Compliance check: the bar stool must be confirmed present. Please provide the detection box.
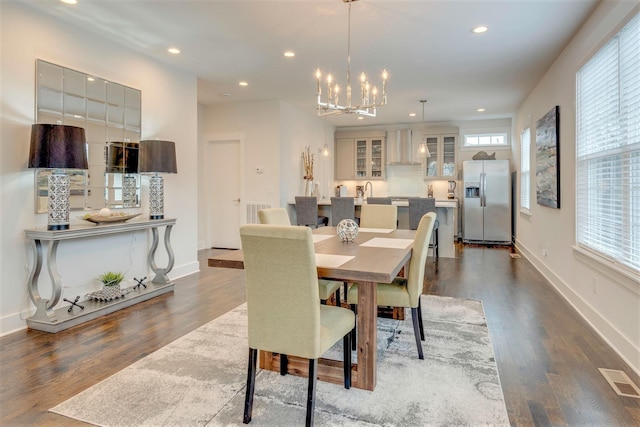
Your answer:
[366,197,392,205]
[408,197,439,262]
[295,196,328,228]
[330,197,355,226]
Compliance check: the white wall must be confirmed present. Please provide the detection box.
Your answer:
[198,100,329,247]
[513,1,640,374]
[0,3,199,335]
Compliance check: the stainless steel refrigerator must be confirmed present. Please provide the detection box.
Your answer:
[463,160,511,244]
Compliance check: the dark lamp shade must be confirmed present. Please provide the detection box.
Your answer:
[138,140,177,174]
[106,141,139,174]
[28,124,88,170]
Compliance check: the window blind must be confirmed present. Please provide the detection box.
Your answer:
[520,126,531,213]
[576,12,640,273]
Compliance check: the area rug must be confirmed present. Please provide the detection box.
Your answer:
[50,295,509,426]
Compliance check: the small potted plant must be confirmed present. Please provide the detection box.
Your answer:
[99,271,124,299]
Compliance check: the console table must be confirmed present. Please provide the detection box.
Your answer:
[24,218,176,333]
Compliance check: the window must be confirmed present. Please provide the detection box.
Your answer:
[464,133,507,147]
[520,125,531,213]
[576,12,640,274]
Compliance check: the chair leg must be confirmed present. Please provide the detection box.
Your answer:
[335,289,341,307]
[320,299,327,305]
[243,348,258,424]
[306,359,318,427]
[411,308,424,360]
[280,354,288,375]
[433,228,439,262]
[417,298,425,341]
[343,333,351,389]
[350,304,357,350]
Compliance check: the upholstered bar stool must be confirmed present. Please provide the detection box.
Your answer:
[330,197,355,226]
[366,197,392,205]
[359,204,398,229]
[408,197,439,262]
[295,196,328,228]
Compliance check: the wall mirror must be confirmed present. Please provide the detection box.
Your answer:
[35,59,141,212]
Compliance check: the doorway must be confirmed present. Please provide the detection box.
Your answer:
[207,138,242,249]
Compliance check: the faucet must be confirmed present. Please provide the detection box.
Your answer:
[364,181,373,198]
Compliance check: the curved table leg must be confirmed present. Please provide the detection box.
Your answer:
[148,224,175,284]
[28,239,62,323]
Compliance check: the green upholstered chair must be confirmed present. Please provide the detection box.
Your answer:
[347,212,436,360]
[257,208,291,226]
[359,204,398,229]
[240,224,355,426]
[257,208,341,306]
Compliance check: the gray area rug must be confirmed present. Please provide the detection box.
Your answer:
[50,295,509,426]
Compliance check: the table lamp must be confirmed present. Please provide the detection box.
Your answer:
[106,141,139,208]
[28,124,88,230]
[138,139,177,219]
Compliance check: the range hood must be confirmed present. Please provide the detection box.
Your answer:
[386,129,420,164]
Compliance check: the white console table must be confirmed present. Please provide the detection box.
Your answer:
[24,218,176,333]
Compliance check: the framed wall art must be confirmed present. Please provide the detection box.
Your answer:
[535,105,560,209]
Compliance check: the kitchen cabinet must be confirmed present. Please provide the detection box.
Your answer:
[335,138,356,180]
[356,137,385,179]
[421,134,457,178]
[335,133,386,180]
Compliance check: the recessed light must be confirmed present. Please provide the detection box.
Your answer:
[283,51,295,58]
[477,108,486,112]
[357,116,364,120]
[167,47,181,54]
[471,25,488,34]
[409,113,416,117]
[87,77,95,82]
[61,0,77,4]
[239,81,248,87]
[220,93,232,97]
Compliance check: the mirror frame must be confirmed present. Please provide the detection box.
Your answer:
[34,59,142,212]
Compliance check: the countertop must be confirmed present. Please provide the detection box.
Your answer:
[291,198,459,208]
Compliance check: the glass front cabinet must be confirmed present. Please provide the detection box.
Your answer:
[424,134,457,178]
[335,133,386,180]
[356,137,384,179]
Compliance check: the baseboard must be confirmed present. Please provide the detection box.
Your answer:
[515,240,640,377]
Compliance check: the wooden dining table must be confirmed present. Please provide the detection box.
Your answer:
[208,226,416,391]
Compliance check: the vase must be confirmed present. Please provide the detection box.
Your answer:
[304,179,314,196]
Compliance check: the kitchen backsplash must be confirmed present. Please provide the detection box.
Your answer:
[335,164,457,199]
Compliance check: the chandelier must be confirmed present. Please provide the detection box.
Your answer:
[315,0,388,117]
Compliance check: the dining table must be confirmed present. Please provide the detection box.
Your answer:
[208,226,416,391]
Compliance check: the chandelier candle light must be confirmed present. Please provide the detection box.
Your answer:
[316,0,388,117]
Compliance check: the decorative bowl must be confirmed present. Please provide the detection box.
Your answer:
[336,219,359,242]
[81,212,141,224]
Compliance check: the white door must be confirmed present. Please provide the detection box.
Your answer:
[208,139,241,249]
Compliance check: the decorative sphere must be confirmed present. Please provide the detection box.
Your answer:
[99,208,112,217]
[336,219,359,242]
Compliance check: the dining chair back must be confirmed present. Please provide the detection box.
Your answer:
[259,206,341,306]
[408,198,439,262]
[347,212,436,359]
[240,224,354,426]
[258,208,291,226]
[359,204,398,229]
[366,197,392,205]
[295,196,328,228]
[330,197,355,226]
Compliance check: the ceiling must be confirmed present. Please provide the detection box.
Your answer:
[24,0,599,127]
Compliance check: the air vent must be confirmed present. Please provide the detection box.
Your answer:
[599,368,640,398]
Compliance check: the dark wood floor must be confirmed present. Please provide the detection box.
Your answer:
[1,245,639,426]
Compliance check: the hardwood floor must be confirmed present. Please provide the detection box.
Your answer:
[1,246,639,426]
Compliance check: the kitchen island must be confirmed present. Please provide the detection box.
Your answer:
[288,198,458,258]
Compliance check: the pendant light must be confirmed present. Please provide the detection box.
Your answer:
[416,100,431,158]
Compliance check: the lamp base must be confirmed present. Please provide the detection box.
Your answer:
[47,224,70,231]
[48,171,70,231]
[148,174,165,219]
[149,214,164,220]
